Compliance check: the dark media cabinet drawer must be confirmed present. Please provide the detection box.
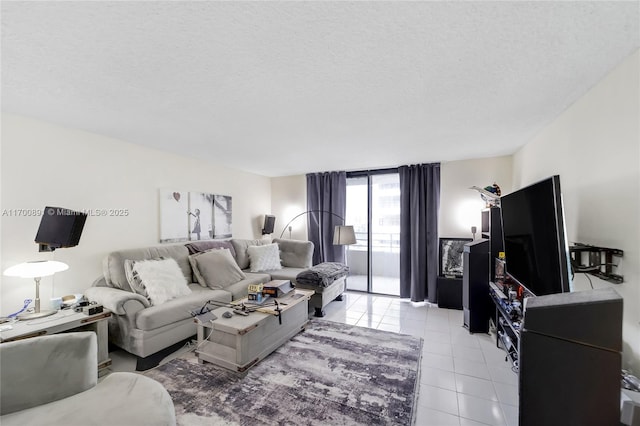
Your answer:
[436,276,462,310]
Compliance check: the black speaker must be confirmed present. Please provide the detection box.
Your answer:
[519,288,623,426]
[463,239,490,333]
[261,215,276,235]
[35,206,87,251]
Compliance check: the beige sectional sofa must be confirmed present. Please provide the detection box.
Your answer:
[85,238,316,370]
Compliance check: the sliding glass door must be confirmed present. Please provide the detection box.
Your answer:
[345,171,400,296]
[345,176,368,292]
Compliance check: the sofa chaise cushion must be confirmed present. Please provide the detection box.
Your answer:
[223,273,272,300]
[135,285,231,331]
[268,267,308,283]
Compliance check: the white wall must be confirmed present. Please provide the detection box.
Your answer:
[0,114,271,315]
[439,156,513,239]
[513,50,640,372]
[273,159,515,243]
[270,175,307,240]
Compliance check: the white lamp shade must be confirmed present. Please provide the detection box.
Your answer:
[333,225,357,245]
[3,260,69,278]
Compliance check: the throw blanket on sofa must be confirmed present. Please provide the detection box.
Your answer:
[296,262,349,288]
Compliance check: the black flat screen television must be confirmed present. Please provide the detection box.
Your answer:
[500,175,572,296]
[35,206,87,251]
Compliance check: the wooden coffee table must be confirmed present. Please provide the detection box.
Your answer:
[195,289,313,372]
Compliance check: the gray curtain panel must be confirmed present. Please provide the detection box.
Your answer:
[399,163,440,302]
[306,171,347,264]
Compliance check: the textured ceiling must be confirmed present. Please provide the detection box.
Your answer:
[2,1,639,177]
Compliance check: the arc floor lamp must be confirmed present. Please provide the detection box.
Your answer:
[279,210,356,246]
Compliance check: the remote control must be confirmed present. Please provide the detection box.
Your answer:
[233,309,249,316]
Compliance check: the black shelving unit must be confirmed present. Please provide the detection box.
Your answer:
[481,207,503,281]
[482,207,503,330]
[489,282,522,367]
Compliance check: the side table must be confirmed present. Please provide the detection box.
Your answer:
[0,309,112,376]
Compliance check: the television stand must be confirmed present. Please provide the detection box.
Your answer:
[489,282,522,370]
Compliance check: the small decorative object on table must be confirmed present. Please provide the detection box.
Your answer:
[247,284,265,303]
[263,280,293,298]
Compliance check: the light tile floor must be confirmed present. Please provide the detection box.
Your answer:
[110,291,519,426]
[323,292,519,426]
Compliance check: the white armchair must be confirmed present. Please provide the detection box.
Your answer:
[0,332,176,425]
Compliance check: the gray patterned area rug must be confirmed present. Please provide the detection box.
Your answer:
[144,319,423,426]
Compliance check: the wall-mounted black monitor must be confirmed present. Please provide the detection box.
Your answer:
[35,206,87,252]
[500,176,572,296]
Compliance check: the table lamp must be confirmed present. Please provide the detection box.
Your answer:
[3,260,68,320]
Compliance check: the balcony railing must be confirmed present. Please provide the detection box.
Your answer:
[346,232,400,278]
[349,231,400,253]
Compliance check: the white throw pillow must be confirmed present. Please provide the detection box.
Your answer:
[247,243,282,272]
[132,258,191,306]
[124,257,165,298]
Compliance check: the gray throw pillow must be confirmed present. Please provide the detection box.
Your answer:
[247,243,282,272]
[231,239,270,269]
[188,249,246,290]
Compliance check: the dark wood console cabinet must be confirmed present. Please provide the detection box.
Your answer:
[437,276,463,310]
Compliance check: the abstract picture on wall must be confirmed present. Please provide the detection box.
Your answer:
[159,189,232,243]
[212,194,233,239]
[439,237,472,278]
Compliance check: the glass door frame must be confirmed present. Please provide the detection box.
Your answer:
[346,167,398,295]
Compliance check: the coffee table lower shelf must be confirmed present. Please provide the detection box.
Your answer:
[195,289,313,372]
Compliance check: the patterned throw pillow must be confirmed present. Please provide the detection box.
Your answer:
[125,257,191,306]
[247,243,282,272]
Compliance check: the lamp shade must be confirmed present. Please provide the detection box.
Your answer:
[333,225,356,245]
[3,260,68,278]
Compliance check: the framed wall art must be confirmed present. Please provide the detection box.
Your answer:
[439,237,472,278]
[159,189,232,243]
